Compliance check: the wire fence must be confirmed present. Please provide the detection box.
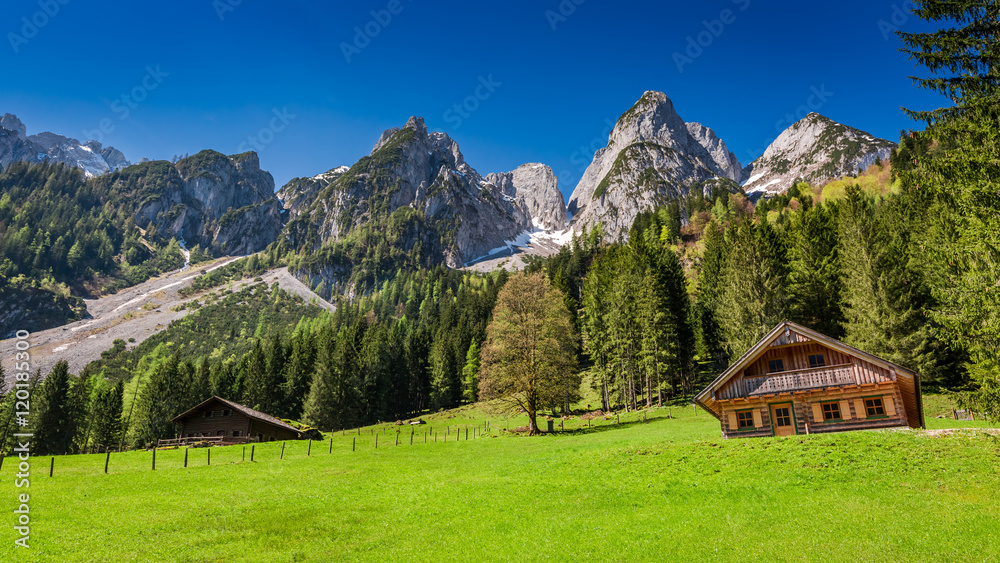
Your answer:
[0,405,688,478]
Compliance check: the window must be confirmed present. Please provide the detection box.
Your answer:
[222,409,232,417]
[821,402,841,421]
[773,406,793,428]
[808,354,826,368]
[768,359,785,373]
[736,410,754,429]
[864,397,886,417]
[233,430,241,437]
[217,430,225,436]
[204,410,214,418]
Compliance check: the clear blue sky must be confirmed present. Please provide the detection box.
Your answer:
[1,0,945,198]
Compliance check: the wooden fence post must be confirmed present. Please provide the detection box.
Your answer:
[465,427,468,440]
[103,450,109,474]
[424,431,427,443]
[352,437,356,451]
[153,448,157,470]
[410,430,414,445]
[251,445,255,462]
[184,448,188,468]
[588,419,591,428]
[281,442,286,459]
[242,446,245,462]
[375,435,378,449]
[50,456,55,477]
[208,449,211,466]
[307,440,312,457]
[395,432,399,446]
[329,438,333,454]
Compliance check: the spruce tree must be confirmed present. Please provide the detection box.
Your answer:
[787,201,846,338]
[897,0,1000,415]
[34,361,75,455]
[717,219,790,355]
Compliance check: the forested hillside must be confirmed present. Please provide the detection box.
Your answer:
[0,161,185,335]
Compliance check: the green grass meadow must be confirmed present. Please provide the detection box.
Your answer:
[1,396,998,562]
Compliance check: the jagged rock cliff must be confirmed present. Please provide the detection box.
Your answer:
[483,163,567,231]
[280,116,556,271]
[94,150,283,255]
[0,113,131,177]
[742,113,896,195]
[567,91,743,240]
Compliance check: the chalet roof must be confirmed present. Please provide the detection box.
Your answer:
[694,320,923,427]
[171,396,301,434]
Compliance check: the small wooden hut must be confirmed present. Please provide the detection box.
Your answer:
[695,321,924,438]
[167,396,301,446]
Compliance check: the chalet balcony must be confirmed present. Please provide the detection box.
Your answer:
[744,365,855,396]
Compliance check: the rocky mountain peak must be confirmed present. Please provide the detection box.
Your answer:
[106,149,282,255]
[567,91,743,240]
[0,113,131,177]
[741,113,896,196]
[484,163,567,231]
[1,113,26,140]
[609,91,688,148]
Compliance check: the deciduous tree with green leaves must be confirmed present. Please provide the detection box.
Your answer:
[479,271,578,435]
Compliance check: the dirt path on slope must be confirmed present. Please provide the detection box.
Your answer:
[1,261,333,380]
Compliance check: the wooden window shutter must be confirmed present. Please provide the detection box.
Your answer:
[811,403,823,422]
[854,399,868,419]
[883,395,897,416]
[727,411,738,430]
[752,409,763,428]
[839,400,852,420]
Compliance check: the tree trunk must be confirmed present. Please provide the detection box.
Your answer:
[527,409,539,435]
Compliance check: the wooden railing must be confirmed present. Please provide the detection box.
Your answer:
[745,365,855,396]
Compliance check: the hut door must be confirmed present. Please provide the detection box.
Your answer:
[770,403,795,437]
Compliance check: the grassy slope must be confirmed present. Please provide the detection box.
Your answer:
[1,397,997,562]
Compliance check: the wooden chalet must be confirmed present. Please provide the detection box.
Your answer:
[695,321,924,438]
[166,396,301,447]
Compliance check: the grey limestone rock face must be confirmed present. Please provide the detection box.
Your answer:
[741,113,896,196]
[1,114,27,140]
[118,150,283,256]
[0,113,132,177]
[567,91,743,240]
[278,116,536,268]
[484,163,567,231]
